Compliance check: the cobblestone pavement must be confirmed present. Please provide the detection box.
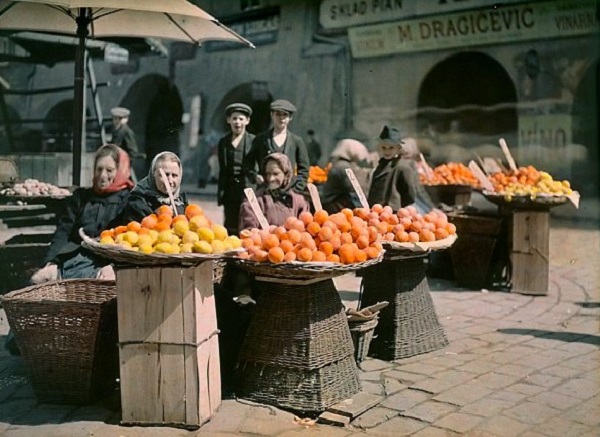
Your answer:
[0,194,598,437]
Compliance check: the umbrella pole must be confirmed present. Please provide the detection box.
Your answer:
[72,8,89,186]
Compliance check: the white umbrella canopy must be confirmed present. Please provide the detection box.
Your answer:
[0,0,254,185]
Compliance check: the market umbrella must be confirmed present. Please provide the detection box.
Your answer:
[0,0,254,185]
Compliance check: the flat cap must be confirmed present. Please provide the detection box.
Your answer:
[379,125,404,144]
[270,99,296,113]
[110,107,130,118]
[225,103,252,117]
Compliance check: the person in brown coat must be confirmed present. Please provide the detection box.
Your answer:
[239,153,310,231]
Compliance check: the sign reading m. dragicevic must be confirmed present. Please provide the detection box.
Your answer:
[348,0,599,58]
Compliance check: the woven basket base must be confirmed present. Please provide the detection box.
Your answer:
[349,319,378,363]
[361,256,448,360]
[235,355,361,412]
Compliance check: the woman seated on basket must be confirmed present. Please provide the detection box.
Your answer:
[117,151,188,222]
[238,153,310,231]
[31,144,133,284]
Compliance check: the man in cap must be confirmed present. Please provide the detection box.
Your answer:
[110,107,139,159]
[217,103,257,234]
[367,125,434,212]
[249,99,310,192]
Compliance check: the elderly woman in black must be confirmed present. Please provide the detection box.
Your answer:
[118,151,188,221]
[31,144,133,283]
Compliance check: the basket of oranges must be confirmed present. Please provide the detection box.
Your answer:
[233,209,385,280]
[80,204,243,267]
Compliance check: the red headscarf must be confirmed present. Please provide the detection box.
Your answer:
[93,145,134,195]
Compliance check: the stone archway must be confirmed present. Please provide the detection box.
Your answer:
[417,51,518,163]
[43,99,95,153]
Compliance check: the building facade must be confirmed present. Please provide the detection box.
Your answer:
[1,0,598,195]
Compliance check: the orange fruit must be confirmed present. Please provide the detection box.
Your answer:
[355,249,367,263]
[300,232,317,250]
[284,216,297,231]
[341,208,354,220]
[289,219,305,232]
[420,229,435,242]
[329,236,341,251]
[367,226,379,243]
[114,225,128,235]
[411,221,423,233]
[326,254,340,263]
[287,229,302,244]
[340,232,353,245]
[262,233,280,250]
[446,223,457,235]
[172,214,188,225]
[408,232,420,243]
[318,241,334,256]
[318,226,333,242]
[283,251,297,262]
[353,208,369,220]
[154,219,171,231]
[434,228,449,240]
[322,220,338,232]
[268,247,285,263]
[339,243,356,264]
[126,221,142,232]
[371,204,384,214]
[397,208,410,218]
[100,229,114,239]
[252,249,268,263]
[307,221,321,237]
[141,214,158,230]
[356,235,369,249]
[382,205,393,215]
[312,251,327,262]
[273,226,287,239]
[314,209,329,225]
[297,247,313,262]
[395,230,409,242]
[364,246,380,259]
[185,204,204,220]
[279,239,294,253]
[299,211,313,226]
[242,238,254,249]
[157,205,174,217]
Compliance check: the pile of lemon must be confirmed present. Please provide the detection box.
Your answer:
[99,204,241,255]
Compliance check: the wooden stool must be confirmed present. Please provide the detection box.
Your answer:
[235,276,360,412]
[361,252,448,360]
[116,262,220,429]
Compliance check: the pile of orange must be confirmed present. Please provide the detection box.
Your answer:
[488,166,572,198]
[356,204,456,244]
[98,203,241,255]
[308,163,332,184]
[420,162,480,187]
[237,208,383,264]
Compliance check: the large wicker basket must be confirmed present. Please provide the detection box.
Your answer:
[1,279,119,404]
[348,317,378,363]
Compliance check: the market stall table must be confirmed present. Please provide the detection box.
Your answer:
[233,258,382,413]
[359,239,455,360]
[81,233,224,429]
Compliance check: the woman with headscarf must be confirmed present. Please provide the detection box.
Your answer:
[118,151,188,222]
[321,138,373,214]
[31,144,133,283]
[239,153,310,231]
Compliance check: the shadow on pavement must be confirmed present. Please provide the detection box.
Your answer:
[497,328,600,345]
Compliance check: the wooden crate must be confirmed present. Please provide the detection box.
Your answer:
[116,262,221,429]
[510,210,550,295]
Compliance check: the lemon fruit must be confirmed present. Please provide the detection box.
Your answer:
[193,240,213,254]
[212,224,228,241]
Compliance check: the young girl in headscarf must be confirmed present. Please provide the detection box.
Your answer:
[31,144,133,283]
[119,151,188,222]
[238,153,310,231]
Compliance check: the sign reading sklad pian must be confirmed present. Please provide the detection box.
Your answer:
[319,0,525,29]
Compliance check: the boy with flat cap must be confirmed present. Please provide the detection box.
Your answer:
[368,125,434,212]
[110,107,139,159]
[217,103,257,235]
[249,99,310,193]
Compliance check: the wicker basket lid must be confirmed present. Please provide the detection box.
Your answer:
[0,158,19,183]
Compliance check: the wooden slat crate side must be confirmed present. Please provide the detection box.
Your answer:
[511,211,550,295]
[194,262,218,341]
[194,335,221,424]
[159,344,187,424]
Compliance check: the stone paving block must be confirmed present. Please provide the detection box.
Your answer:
[477,415,532,437]
[522,373,563,387]
[317,411,350,426]
[503,401,561,425]
[492,363,534,378]
[461,398,514,417]
[460,324,499,335]
[528,391,582,411]
[562,354,600,371]
[361,380,384,395]
[556,340,600,354]
[382,376,404,395]
[394,363,446,376]
[567,396,600,427]
[400,400,456,423]
[359,370,383,382]
[433,411,483,433]
[382,369,428,384]
[515,353,562,370]
[505,383,546,396]
[553,377,600,399]
[487,390,527,404]
[381,389,429,411]
[358,359,394,372]
[410,370,473,394]
[443,338,490,354]
[268,426,353,437]
[540,365,584,378]
[368,416,427,436]
[535,416,595,437]
[456,359,500,375]
[350,406,398,429]
[411,426,461,437]
[197,400,249,433]
[432,382,492,406]
[485,350,533,365]
[239,415,300,436]
[328,392,383,419]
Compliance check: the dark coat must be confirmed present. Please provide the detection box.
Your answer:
[368,157,419,212]
[249,129,310,192]
[112,123,139,157]
[239,188,310,231]
[44,188,130,266]
[320,159,362,214]
[117,176,188,223]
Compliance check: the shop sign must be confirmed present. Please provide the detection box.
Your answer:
[348,0,599,58]
[319,0,525,29]
[205,9,280,52]
[519,114,572,149]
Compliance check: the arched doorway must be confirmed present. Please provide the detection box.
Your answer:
[43,100,96,152]
[572,60,599,197]
[417,52,518,163]
[119,75,184,173]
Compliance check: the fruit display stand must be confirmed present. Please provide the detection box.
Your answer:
[232,258,382,412]
[81,232,225,429]
[359,237,456,360]
[424,184,473,207]
[483,193,573,295]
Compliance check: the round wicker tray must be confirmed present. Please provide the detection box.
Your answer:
[483,191,569,210]
[423,184,474,193]
[79,229,237,267]
[233,250,385,280]
[381,233,457,253]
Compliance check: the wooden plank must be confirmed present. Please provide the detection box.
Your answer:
[184,341,200,426]
[207,335,221,420]
[159,267,185,344]
[511,210,549,295]
[119,343,161,424]
[194,262,217,341]
[159,344,187,424]
[196,337,213,423]
[181,266,197,344]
